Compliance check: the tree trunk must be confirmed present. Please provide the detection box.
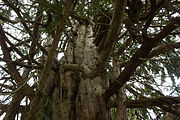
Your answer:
[28,24,113,120]
[57,25,109,120]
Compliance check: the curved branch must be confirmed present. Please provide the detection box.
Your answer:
[142,0,171,39]
[39,0,73,89]
[151,17,180,45]
[0,24,35,120]
[0,25,32,85]
[96,0,127,71]
[110,96,180,116]
[147,42,180,58]
[2,0,48,55]
[27,1,73,119]
[126,97,180,116]
[103,17,180,102]
[126,96,180,108]
[62,64,92,77]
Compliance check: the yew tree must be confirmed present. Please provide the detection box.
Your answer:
[0,0,180,120]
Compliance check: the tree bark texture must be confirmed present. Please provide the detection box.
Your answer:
[58,25,108,120]
[28,25,111,120]
[1,0,180,120]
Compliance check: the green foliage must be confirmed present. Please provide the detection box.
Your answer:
[0,0,179,120]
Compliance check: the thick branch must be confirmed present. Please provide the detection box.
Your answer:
[103,17,180,101]
[62,64,90,72]
[39,0,73,89]
[0,25,34,120]
[126,96,180,108]
[27,1,73,119]
[147,42,180,58]
[62,64,98,77]
[0,25,25,84]
[110,96,180,116]
[126,97,180,116]
[151,17,180,45]
[142,0,171,39]
[159,105,180,117]
[96,0,127,71]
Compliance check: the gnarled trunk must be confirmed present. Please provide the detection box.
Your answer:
[57,25,108,120]
[28,24,113,120]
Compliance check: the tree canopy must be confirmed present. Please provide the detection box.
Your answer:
[0,0,180,120]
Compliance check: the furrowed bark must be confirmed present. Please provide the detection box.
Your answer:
[57,24,109,120]
[27,1,73,119]
[0,1,179,119]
